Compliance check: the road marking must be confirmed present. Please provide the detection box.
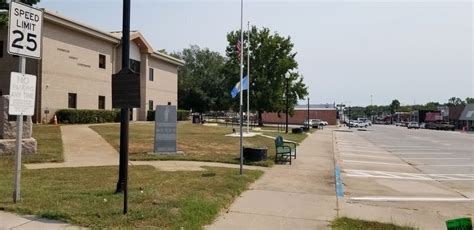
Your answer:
[348,197,474,202]
[335,165,344,197]
[344,169,474,181]
[391,152,453,155]
[343,160,410,167]
[421,165,474,167]
[342,153,397,159]
[403,158,471,160]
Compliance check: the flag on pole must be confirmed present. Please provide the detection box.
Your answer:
[236,40,242,62]
[231,75,248,98]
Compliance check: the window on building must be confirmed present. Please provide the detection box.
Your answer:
[0,41,3,58]
[99,54,106,69]
[148,100,154,111]
[130,59,141,73]
[149,68,154,81]
[168,102,171,105]
[98,96,105,110]
[68,93,77,109]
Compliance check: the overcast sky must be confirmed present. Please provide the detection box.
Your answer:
[38,0,473,106]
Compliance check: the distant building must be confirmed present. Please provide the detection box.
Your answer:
[0,10,184,122]
[262,103,337,125]
[459,104,474,131]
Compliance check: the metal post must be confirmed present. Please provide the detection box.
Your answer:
[307,97,310,128]
[246,21,250,134]
[13,56,26,203]
[285,77,289,134]
[239,0,244,175]
[115,0,131,215]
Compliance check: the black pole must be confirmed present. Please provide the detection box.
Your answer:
[115,0,130,215]
[285,77,289,134]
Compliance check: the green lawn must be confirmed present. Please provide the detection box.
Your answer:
[24,125,64,163]
[90,122,280,167]
[0,158,262,229]
[332,217,416,230]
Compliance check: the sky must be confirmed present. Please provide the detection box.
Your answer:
[37,0,473,106]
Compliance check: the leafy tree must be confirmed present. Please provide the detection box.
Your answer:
[465,97,474,104]
[1,0,41,26]
[223,26,308,125]
[389,99,400,114]
[446,97,465,107]
[173,45,227,113]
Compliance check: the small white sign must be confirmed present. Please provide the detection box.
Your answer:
[7,2,43,59]
[9,72,37,116]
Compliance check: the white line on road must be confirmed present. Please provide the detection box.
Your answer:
[420,165,474,167]
[344,169,474,181]
[391,152,453,155]
[348,197,474,202]
[403,158,471,160]
[343,160,409,167]
[342,153,398,159]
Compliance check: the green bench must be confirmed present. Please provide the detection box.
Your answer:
[274,136,297,164]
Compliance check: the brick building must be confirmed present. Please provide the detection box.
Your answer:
[262,104,337,125]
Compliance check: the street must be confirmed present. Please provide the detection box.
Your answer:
[334,125,474,229]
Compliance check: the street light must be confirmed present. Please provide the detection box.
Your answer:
[285,72,290,134]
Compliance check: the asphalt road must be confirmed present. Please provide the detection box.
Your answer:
[357,125,474,197]
[334,125,474,229]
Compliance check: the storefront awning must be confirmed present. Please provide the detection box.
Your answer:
[459,104,474,121]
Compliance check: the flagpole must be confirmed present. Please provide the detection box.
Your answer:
[239,0,244,175]
[247,21,250,134]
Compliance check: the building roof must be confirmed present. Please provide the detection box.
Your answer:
[294,103,336,111]
[44,10,184,67]
[459,104,474,121]
[44,9,120,43]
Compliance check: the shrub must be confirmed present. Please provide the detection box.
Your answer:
[56,109,120,124]
[147,109,190,121]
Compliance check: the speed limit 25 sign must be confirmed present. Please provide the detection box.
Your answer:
[8,2,43,59]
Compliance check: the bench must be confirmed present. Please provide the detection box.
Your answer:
[274,135,297,164]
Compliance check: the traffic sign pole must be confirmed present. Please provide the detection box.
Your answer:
[13,56,26,203]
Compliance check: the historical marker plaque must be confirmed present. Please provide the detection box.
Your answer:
[154,105,177,153]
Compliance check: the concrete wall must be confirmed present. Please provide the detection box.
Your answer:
[262,109,338,125]
[40,21,116,120]
[146,55,178,110]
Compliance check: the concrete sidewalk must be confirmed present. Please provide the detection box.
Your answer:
[25,125,119,169]
[0,211,85,229]
[206,128,337,229]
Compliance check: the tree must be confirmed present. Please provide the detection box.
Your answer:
[389,99,400,114]
[173,45,228,113]
[223,26,308,125]
[446,97,465,107]
[465,97,474,104]
[1,0,41,26]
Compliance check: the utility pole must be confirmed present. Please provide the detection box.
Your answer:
[116,0,131,215]
[285,74,289,134]
[307,97,310,128]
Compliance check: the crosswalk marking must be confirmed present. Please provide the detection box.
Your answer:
[344,169,474,181]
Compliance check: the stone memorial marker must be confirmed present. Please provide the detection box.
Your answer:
[0,96,37,156]
[154,105,177,154]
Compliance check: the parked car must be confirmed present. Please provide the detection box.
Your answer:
[320,121,328,126]
[425,122,455,131]
[407,122,420,129]
[419,122,426,129]
[438,122,455,131]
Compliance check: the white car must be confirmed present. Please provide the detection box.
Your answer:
[320,121,328,126]
[407,122,420,129]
